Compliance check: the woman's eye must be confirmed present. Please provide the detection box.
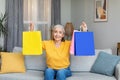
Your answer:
[54,31,57,33]
[59,31,62,34]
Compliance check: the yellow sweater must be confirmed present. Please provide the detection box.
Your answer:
[42,40,71,70]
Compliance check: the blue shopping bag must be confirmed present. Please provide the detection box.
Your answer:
[74,32,95,56]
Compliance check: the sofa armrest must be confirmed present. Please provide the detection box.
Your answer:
[115,62,120,80]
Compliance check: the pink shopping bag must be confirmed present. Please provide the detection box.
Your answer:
[70,30,79,55]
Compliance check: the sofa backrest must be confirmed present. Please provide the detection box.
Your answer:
[13,47,46,71]
[70,49,112,72]
[13,47,112,72]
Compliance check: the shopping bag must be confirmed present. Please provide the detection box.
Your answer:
[74,32,95,56]
[70,30,79,55]
[23,31,42,55]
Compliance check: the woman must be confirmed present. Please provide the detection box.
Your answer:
[43,25,72,80]
[30,22,87,80]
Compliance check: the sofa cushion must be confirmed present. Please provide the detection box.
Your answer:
[0,52,25,73]
[70,49,112,71]
[25,53,46,71]
[66,72,116,80]
[0,70,44,80]
[13,47,46,71]
[13,47,22,53]
[90,51,120,76]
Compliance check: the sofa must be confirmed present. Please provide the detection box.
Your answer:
[0,47,120,80]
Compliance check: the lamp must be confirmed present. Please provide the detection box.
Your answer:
[117,42,120,55]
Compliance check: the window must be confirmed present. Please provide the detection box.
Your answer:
[23,0,51,40]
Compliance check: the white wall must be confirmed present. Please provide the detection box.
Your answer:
[61,0,71,25]
[71,0,120,54]
[0,0,5,14]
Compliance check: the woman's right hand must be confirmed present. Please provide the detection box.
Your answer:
[30,23,34,31]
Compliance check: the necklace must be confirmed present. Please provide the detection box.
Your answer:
[54,42,61,48]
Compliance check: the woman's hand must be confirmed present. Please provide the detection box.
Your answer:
[80,21,88,32]
[30,23,34,31]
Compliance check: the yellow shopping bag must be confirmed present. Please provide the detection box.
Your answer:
[23,31,42,55]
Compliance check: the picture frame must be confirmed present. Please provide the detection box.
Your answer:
[94,0,108,22]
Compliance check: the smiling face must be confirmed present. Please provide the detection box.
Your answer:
[52,25,65,42]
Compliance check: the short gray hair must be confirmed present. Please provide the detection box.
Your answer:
[52,24,65,34]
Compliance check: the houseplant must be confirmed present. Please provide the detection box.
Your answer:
[0,12,7,51]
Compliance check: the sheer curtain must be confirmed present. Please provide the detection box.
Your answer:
[24,0,51,40]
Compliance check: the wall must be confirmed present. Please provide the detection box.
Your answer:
[61,0,71,25]
[71,0,120,54]
[71,0,86,29]
[0,0,5,14]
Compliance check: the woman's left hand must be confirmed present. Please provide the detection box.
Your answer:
[80,21,88,32]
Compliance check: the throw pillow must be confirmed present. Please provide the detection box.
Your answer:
[0,52,26,73]
[90,51,120,76]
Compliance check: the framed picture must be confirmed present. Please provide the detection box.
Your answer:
[94,0,108,22]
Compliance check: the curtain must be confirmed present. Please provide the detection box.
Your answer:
[50,0,61,39]
[5,0,23,51]
[51,0,61,26]
[23,0,51,40]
